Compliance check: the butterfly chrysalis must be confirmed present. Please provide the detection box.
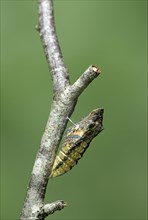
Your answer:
[50,108,104,178]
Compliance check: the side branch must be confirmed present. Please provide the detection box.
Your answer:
[38,0,69,92]
[37,200,67,219]
[70,65,101,98]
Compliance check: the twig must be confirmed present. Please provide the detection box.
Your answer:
[20,0,102,219]
[71,65,101,98]
[37,200,67,219]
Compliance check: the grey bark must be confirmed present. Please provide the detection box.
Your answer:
[20,0,102,219]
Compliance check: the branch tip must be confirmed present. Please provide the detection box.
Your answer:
[91,65,101,74]
[70,64,101,98]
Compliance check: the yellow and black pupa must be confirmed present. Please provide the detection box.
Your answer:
[50,108,104,178]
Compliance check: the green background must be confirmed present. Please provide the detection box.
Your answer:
[1,0,147,220]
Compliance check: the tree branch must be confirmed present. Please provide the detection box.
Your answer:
[37,200,67,219]
[71,65,101,98]
[38,0,69,92]
[20,0,103,219]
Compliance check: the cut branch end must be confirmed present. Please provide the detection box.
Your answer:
[92,64,101,74]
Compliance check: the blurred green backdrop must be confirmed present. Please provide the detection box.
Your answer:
[1,0,147,220]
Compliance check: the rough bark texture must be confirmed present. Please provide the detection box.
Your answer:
[20,0,102,219]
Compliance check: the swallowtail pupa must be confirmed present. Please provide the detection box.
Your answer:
[50,108,104,178]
